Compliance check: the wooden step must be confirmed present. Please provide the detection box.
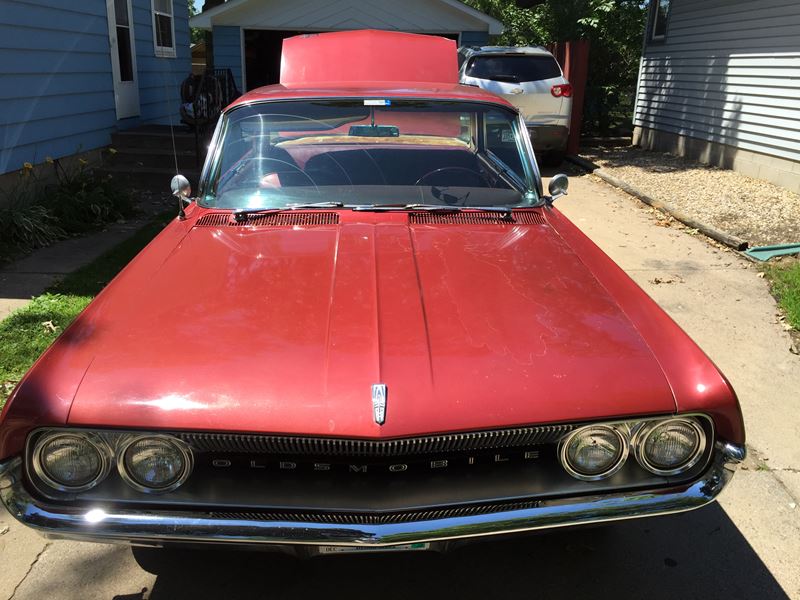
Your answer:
[97,165,202,191]
[107,147,203,170]
[111,127,201,153]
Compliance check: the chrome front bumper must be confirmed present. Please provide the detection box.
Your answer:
[0,443,745,550]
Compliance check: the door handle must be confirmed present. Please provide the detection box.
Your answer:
[510,88,524,95]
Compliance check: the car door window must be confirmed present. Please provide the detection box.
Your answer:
[484,110,527,184]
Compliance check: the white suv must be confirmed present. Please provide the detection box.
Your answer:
[458,46,572,165]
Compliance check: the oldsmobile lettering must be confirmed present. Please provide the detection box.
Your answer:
[211,450,543,473]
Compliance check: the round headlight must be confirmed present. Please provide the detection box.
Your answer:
[119,436,192,493]
[635,418,706,475]
[33,434,110,492]
[560,425,628,481]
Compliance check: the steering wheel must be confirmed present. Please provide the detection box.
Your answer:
[414,167,491,188]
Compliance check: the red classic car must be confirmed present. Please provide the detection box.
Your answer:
[0,30,745,556]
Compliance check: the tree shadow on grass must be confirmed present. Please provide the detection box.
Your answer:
[131,504,788,600]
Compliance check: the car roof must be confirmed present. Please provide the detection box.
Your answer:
[226,83,517,112]
[460,46,554,57]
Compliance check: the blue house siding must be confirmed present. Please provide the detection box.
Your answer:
[0,0,190,174]
[0,0,116,173]
[130,0,191,126]
[213,26,243,90]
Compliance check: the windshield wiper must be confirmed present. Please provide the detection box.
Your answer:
[232,208,281,222]
[491,75,520,84]
[232,202,345,222]
[352,203,513,216]
[353,203,461,212]
[285,201,346,209]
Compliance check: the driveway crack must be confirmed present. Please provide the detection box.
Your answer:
[743,445,800,504]
[8,542,50,600]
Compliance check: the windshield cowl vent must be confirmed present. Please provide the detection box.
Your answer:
[195,212,340,227]
[409,211,546,226]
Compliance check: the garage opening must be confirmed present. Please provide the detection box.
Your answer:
[244,30,306,91]
[243,30,461,92]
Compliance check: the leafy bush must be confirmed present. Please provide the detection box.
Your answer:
[0,155,135,262]
[0,167,66,257]
[46,158,135,234]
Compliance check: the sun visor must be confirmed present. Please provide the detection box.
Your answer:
[280,30,458,87]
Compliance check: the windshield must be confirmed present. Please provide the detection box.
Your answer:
[466,55,562,83]
[199,99,539,210]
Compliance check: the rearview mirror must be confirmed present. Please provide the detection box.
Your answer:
[546,173,569,205]
[170,174,192,202]
[170,174,192,220]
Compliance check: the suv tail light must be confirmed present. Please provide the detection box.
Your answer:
[551,84,573,98]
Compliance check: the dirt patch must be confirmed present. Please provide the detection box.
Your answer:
[581,146,800,247]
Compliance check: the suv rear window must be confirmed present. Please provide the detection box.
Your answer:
[466,55,561,83]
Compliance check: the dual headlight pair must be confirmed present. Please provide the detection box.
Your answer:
[31,433,193,494]
[559,417,707,481]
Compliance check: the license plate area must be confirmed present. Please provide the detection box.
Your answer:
[317,543,430,555]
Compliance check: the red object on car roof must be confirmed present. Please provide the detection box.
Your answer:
[280,29,458,86]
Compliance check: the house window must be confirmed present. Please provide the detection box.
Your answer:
[649,0,670,42]
[152,0,176,57]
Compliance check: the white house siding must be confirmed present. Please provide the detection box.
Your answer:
[195,0,502,35]
[633,0,800,191]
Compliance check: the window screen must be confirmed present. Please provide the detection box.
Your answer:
[650,0,670,41]
[152,0,175,57]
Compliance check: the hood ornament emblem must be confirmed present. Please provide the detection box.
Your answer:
[372,384,387,425]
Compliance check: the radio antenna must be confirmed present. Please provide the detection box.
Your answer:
[160,75,180,176]
[159,68,185,219]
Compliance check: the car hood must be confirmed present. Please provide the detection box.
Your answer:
[65,213,676,436]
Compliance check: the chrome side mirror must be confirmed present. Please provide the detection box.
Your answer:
[170,174,192,219]
[546,174,569,205]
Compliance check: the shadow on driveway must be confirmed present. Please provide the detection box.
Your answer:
[125,504,788,600]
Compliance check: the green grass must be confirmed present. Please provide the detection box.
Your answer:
[765,260,800,330]
[0,211,174,408]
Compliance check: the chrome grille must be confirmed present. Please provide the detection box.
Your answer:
[177,425,573,457]
[209,500,541,525]
[409,210,546,226]
[195,212,339,227]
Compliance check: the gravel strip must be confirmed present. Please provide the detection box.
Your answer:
[581,146,800,247]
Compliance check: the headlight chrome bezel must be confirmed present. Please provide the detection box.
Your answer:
[633,417,707,476]
[558,424,630,482]
[559,415,712,482]
[31,432,113,493]
[117,434,194,494]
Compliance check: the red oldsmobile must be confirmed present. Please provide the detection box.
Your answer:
[0,31,745,556]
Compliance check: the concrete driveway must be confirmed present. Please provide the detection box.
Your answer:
[1,170,798,599]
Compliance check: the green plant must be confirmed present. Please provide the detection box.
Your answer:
[0,154,136,262]
[0,167,66,257]
[45,158,135,234]
[765,260,800,330]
